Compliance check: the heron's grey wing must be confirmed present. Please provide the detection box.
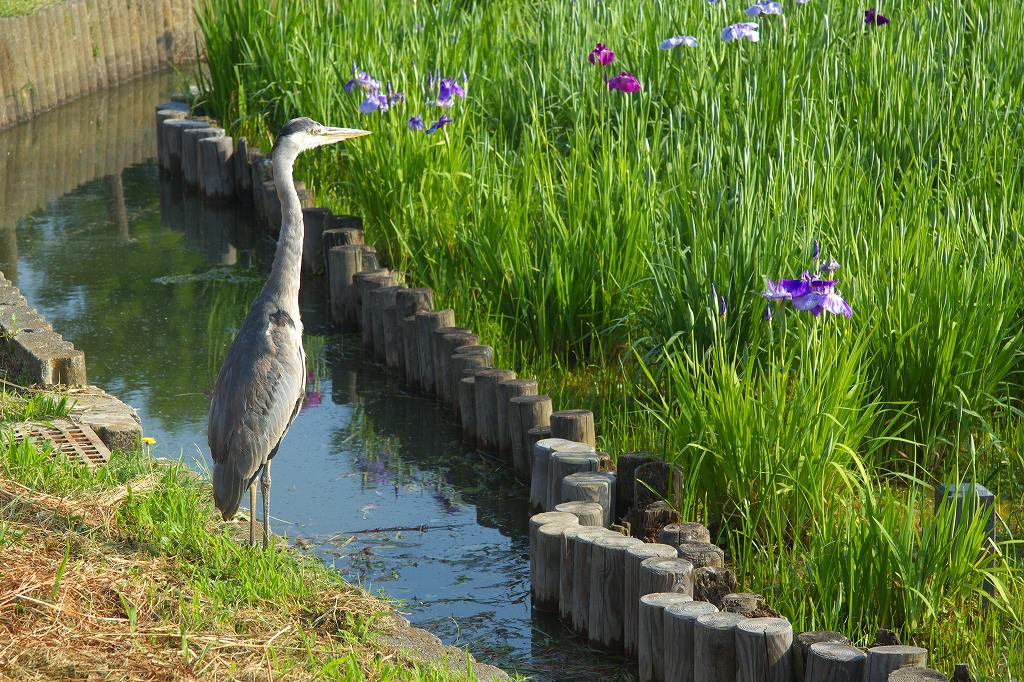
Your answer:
[208,306,305,518]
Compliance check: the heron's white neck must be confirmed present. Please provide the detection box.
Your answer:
[265,149,304,308]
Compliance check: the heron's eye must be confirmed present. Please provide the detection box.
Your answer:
[312,126,323,135]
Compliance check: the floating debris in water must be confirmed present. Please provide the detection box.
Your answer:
[152,268,260,285]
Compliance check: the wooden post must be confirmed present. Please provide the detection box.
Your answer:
[635,461,684,511]
[550,409,596,448]
[639,557,695,597]
[371,286,403,362]
[736,617,794,682]
[664,601,719,682]
[561,526,608,624]
[163,119,208,176]
[530,510,579,595]
[863,646,928,682]
[324,213,363,230]
[634,501,681,542]
[182,127,224,187]
[415,310,454,394]
[529,438,571,513]
[383,300,409,372]
[616,451,657,524]
[496,379,538,460]
[434,328,476,407]
[804,642,867,682]
[554,501,603,527]
[888,669,948,682]
[449,347,494,417]
[360,245,379,270]
[327,245,363,330]
[639,593,694,682]
[458,377,478,445]
[588,533,644,650]
[300,208,329,274]
[395,288,434,385]
[722,592,771,618]
[353,270,394,339]
[623,543,678,659]
[198,135,236,201]
[474,369,517,453]
[693,567,737,607]
[548,445,600,511]
[693,612,746,682]
[658,522,711,549]
[510,395,552,483]
[677,542,725,569]
[233,137,252,200]
[534,521,578,613]
[569,528,615,634]
[322,224,364,250]
[794,632,851,682]
[156,109,187,170]
[561,472,616,526]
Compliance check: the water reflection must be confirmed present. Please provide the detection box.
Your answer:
[0,74,635,680]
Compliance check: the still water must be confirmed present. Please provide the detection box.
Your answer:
[0,74,632,681]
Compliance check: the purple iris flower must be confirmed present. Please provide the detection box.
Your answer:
[745,2,782,17]
[864,8,890,26]
[659,35,699,50]
[812,239,820,260]
[408,115,425,130]
[345,64,382,93]
[824,256,840,273]
[437,78,466,107]
[607,71,641,93]
[425,114,453,134]
[588,43,615,66]
[764,273,852,318]
[359,91,390,114]
[722,22,760,42]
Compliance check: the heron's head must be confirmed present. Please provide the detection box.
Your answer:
[271,117,370,159]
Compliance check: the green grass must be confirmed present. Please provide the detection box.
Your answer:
[0,400,487,681]
[194,0,1024,676]
[0,0,59,17]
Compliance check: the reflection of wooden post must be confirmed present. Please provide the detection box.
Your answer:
[107,172,130,242]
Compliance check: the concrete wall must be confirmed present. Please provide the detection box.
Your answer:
[0,0,200,130]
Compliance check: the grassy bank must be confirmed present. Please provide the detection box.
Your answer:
[194,0,1024,676]
[0,390,482,680]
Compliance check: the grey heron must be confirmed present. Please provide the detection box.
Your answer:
[208,118,370,547]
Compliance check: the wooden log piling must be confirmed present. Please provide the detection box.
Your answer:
[793,632,852,682]
[638,593,693,682]
[639,557,695,597]
[623,543,678,659]
[163,118,208,176]
[181,126,224,187]
[433,328,476,407]
[328,245,364,330]
[550,409,596,448]
[735,617,794,682]
[693,612,746,682]
[677,542,725,569]
[457,377,478,445]
[548,445,600,511]
[449,347,494,418]
[197,135,235,201]
[510,395,552,483]
[888,669,948,682]
[561,472,616,526]
[473,369,517,453]
[692,566,738,607]
[804,642,867,682]
[657,522,711,549]
[554,501,604,527]
[560,526,607,624]
[355,272,395,347]
[496,379,538,460]
[394,288,434,384]
[533,520,578,613]
[863,646,929,682]
[414,310,455,393]
[529,438,571,513]
[156,109,187,170]
[588,533,644,651]
[664,601,719,682]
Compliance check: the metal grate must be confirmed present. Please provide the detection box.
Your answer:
[7,419,111,469]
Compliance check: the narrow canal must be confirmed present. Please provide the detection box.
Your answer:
[0,74,633,681]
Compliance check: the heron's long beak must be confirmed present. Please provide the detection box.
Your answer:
[320,126,371,142]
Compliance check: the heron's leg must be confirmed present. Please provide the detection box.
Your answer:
[248,481,257,547]
[261,460,272,549]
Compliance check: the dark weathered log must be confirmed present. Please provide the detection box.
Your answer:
[554,501,604,527]
[457,377,478,445]
[639,557,695,598]
[562,472,616,527]
[794,632,852,682]
[182,127,224,187]
[550,409,596,448]
[529,510,579,597]
[473,369,516,453]
[692,567,737,607]
[320,228,364,275]
[359,244,379,271]
[568,527,615,632]
[658,522,711,549]
[616,451,658,523]
[156,109,187,170]
[354,270,395,341]
[300,208,329,274]
[635,461,684,510]
[951,664,973,682]
[496,379,538,460]
[735,617,794,682]
[864,646,929,682]
[395,289,434,385]
[233,137,252,200]
[693,612,746,682]
[510,396,552,483]
[383,303,406,372]
[804,642,867,682]
[533,519,579,613]
[369,286,402,362]
[588,534,644,650]
[639,593,693,682]
[561,526,608,624]
[327,245,364,330]
[548,445,600,511]
[434,329,476,408]
[623,543,678,659]
[529,438,571,513]
[888,669,948,682]
[874,629,901,646]
[414,310,454,393]
[324,213,363,230]
[722,592,770,618]
[664,601,719,682]
[633,501,681,542]
[449,347,494,418]
[163,118,208,175]
[677,542,725,569]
